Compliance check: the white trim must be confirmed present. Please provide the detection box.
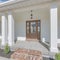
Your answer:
[17,37,26,41]
[0,0,25,7]
[0,0,14,4]
[0,0,58,12]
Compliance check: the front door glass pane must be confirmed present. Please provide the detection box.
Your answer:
[38,21,40,32]
[27,22,29,33]
[31,22,36,33]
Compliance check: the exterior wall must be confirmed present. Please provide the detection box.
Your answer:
[13,8,50,42]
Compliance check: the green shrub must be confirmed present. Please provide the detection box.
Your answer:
[55,53,60,60]
[4,43,10,54]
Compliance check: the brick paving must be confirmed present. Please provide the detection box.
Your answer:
[11,48,42,60]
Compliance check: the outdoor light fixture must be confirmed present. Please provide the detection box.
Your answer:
[30,10,33,19]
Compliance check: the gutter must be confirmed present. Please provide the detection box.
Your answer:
[0,0,29,7]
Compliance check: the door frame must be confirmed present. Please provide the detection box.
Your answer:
[26,20,41,41]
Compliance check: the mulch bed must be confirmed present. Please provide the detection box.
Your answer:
[0,49,14,58]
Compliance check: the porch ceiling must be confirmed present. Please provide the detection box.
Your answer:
[0,0,60,12]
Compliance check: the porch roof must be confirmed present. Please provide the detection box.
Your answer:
[0,0,59,12]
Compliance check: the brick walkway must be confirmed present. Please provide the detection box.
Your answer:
[11,48,42,60]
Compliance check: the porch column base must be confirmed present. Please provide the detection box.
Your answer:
[50,48,58,52]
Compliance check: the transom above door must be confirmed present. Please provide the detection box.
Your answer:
[26,20,41,41]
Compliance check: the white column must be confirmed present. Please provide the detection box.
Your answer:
[8,12,14,46]
[50,4,58,52]
[1,14,7,46]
